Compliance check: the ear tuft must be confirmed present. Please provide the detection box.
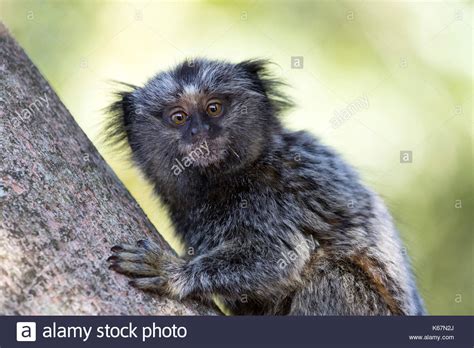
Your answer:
[102,81,137,152]
[237,59,294,114]
[237,58,269,76]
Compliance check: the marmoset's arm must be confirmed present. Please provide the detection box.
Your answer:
[109,235,309,301]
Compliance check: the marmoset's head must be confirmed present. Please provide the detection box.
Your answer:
[106,58,292,176]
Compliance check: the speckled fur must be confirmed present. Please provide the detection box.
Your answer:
[106,58,425,315]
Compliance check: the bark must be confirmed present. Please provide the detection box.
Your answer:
[0,22,218,315]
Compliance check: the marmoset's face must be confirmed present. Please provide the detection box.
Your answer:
[156,88,232,167]
[126,59,279,171]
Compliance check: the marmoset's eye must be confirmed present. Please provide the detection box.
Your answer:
[170,111,187,125]
[206,100,223,117]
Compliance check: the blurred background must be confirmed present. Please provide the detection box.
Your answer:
[0,0,472,315]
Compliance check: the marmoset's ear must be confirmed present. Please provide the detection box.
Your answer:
[237,59,294,114]
[236,59,271,94]
[103,82,137,150]
[237,58,269,76]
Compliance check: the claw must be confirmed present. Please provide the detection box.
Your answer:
[106,255,118,262]
[111,245,124,252]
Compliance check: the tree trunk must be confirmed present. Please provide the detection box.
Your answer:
[0,22,218,315]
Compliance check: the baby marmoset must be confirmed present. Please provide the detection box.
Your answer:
[106,58,425,315]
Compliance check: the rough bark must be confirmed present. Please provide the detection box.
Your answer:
[0,22,218,315]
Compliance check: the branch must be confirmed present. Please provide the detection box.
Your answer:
[0,22,218,315]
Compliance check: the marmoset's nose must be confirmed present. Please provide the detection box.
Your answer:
[191,123,210,137]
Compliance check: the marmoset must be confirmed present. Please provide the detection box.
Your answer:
[106,58,425,315]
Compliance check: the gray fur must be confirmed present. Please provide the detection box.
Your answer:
[106,58,425,315]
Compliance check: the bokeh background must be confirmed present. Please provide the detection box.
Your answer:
[0,0,472,315]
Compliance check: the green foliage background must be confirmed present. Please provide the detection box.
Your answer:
[1,0,472,314]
